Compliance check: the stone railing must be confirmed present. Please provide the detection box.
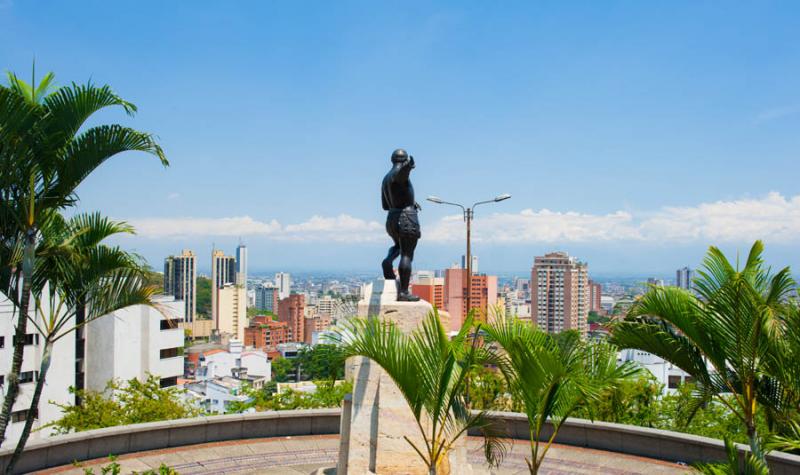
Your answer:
[476,412,800,475]
[2,409,799,474]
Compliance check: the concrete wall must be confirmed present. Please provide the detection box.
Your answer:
[2,410,799,475]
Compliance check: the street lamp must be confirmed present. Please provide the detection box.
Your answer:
[426,193,511,319]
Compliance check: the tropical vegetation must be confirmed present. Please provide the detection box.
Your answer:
[334,310,507,475]
[48,375,199,434]
[611,241,800,471]
[483,315,640,474]
[0,67,167,473]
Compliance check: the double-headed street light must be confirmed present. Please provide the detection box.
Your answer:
[426,193,511,318]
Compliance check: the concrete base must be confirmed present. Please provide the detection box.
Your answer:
[338,279,468,475]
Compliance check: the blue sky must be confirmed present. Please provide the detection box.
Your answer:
[2,1,799,275]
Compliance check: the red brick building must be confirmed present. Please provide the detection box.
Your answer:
[278,294,305,343]
[244,316,289,352]
[411,279,445,310]
[303,315,332,345]
[589,280,603,313]
[443,268,498,331]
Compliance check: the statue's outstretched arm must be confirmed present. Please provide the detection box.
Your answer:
[396,155,415,183]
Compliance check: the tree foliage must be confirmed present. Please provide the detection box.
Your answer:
[48,375,199,434]
[227,380,352,413]
[297,343,345,380]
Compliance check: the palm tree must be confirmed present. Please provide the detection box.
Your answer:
[4,212,162,474]
[0,69,167,446]
[334,310,507,475]
[610,241,795,465]
[482,314,640,475]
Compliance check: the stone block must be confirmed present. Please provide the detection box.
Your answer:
[205,414,244,442]
[340,279,466,474]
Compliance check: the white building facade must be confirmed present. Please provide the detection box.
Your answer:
[85,295,185,391]
[0,295,75,445]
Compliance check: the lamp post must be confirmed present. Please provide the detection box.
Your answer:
[426,193,511,319]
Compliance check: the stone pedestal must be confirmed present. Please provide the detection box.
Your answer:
[337,279,469,475]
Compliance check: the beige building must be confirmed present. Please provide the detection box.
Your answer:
[531,252,589,337]
[216,283,246,342]
[211,249,236,324]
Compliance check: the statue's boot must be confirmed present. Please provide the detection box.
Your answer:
[397,291,420,302]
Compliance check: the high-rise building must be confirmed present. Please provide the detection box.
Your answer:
[211,249,237,325]
[275,272,291,300]
[531,252,589,337]
[588,280,602,313]
[647,277,665,287]
[461,255,479,274]
[411,274,445,310]
[216,283,246,342]
[317,295,335,317]
[279,294,305,342]
[676,267,693,290]
[255,283,280,313]
[163,250,197,321]
[236,242,248,286]
[443,269,498,331]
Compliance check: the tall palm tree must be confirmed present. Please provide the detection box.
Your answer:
[482,314,640,475]
[4,212,162,474]
[610,241,795,464]
[0,69,167,446]
[334,310,507,475]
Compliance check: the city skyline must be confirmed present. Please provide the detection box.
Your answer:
[3,2,800,273]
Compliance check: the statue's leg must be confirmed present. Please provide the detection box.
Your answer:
[382,237,400,279]
[397,237,419,301]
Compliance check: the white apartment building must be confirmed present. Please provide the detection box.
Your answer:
[618,349,693,395]
[85,295,185,391]
[0,294,75,445]
[184,376,251,414]
[275,272,291,300]
[196,340,271,381]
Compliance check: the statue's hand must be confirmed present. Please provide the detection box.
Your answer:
[415,201,422,211]
[408,155,415,169]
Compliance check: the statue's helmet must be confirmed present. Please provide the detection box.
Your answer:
[391,148,408,163]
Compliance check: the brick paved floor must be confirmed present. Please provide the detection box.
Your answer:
[36,435,690,474]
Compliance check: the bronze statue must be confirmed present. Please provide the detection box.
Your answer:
[381,149,421,301]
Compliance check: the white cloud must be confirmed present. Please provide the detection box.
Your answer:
[640,192,800,243]
[129,214,383,242]
[130,216,282,239]
[428,192,800,244]
[282,215,383,243]
[126,192,800,245]
[167,192,180,200]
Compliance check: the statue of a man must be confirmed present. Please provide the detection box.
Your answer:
[381,148,421,301]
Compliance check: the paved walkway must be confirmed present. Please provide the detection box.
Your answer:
[36,435,690,474]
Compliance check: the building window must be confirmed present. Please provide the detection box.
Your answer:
[11,410,29,423]
[19,371,38,384]
[0,375,4,386]
[160,319,184,330]
[22,333,39,346]
[160,347,181,359]
[668,375,682,389]
[0,336,4,348]
[160,376,178,388]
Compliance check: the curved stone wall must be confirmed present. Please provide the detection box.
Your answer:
[1,409,798,474]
